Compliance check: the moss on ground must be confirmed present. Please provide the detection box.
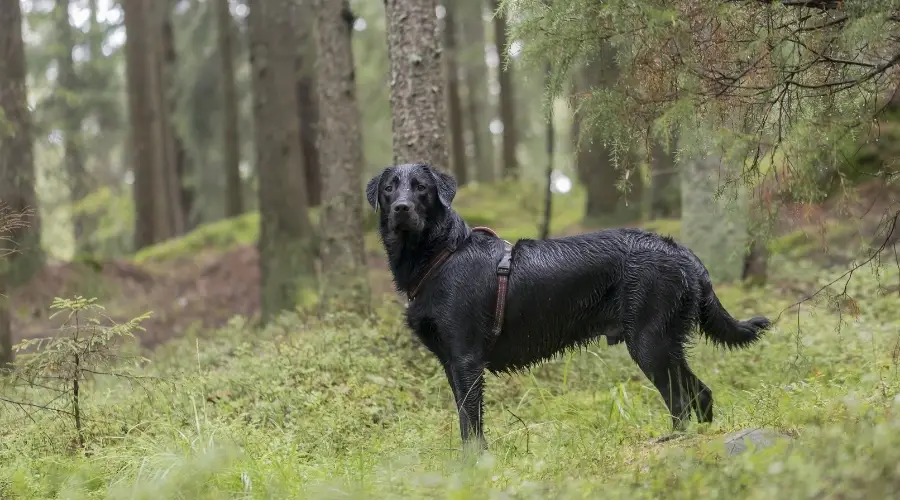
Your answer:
[133,211,263,264]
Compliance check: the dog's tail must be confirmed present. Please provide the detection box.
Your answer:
[697,277,771,349]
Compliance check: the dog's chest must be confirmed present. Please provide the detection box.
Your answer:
[406,310,445,358]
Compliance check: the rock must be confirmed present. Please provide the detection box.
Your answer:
[724,428,793,456]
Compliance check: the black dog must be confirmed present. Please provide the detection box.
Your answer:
[366,163,771,447]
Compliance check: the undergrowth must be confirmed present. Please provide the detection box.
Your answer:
[1,254,899,498]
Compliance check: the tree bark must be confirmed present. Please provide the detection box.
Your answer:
[123,0,162,250]
[295,0,322,207]
[459,0,494,183]
[443,1,468,185]
[215,0,244,218]
[490,0,517,179]
[384,0,449,169]
[315,0,371,314]
[55,0,95,256]
[248,0,318,323]
[0,0,45,287]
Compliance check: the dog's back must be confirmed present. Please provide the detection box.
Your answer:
[487,227,767,372]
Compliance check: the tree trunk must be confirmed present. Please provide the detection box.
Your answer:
[573,125,619,220]
[0,0,45,287]
[742,237,769,286]
[384,0,449,169]
[742,183,774,286]
[86,0,118,183]
[572,45,643,224]
[55,0,95,256]
[443,1,468,185]
[490,0,516,179]
[459,0,494,183]
[215,0,244,218]
[248,0,318,323]
[160,0,194,231]
[123,0,162,249]
[649,135,681,219]
[295,0,321,207]
[153,0,185,237]
[315,0,371,314]
[539,60,554,240]
[142,3,175,242]
[571,57,619,222]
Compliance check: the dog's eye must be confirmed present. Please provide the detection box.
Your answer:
[416,184,426,192]
[384,185,393,193]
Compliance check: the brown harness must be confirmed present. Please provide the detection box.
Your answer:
[406,226,512,351]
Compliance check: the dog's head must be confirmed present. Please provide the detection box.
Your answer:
[365,163,457,235]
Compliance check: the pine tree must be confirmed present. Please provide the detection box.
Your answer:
[384,0,449,168]
[0,0,45,285]
[316,0,371,314]
[215,0,244,218]
[248,0,318,322]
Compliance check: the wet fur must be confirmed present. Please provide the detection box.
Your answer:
[367,163,772,447]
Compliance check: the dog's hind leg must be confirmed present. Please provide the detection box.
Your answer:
[444,354,487,448]
[678,360,713,424]
[622,324,694,432]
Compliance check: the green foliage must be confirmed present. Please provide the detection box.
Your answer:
[1,257,899,498]
[2,296,150,450]
[509,0,900,204]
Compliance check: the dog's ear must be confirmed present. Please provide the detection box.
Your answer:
[366,168,390,212]
[429,168,457,209]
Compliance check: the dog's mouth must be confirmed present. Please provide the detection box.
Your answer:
[389,213,424,233]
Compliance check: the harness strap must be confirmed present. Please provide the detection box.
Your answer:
[471,226,512,352]
[407,248,453,301]
[406,226,513,354]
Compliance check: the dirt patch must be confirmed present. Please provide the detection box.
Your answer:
[9,244,401,348]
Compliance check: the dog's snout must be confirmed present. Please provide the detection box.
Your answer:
[393,202,411,213]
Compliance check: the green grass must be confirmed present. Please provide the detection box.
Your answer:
[2,255,900,498]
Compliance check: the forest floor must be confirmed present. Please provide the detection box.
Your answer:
[2,179,900,498]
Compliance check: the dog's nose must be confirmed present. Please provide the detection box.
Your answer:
[393,202,411,213]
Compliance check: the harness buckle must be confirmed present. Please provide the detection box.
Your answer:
[497,244,512,277]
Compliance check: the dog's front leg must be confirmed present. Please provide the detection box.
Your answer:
[446,354,486,449]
